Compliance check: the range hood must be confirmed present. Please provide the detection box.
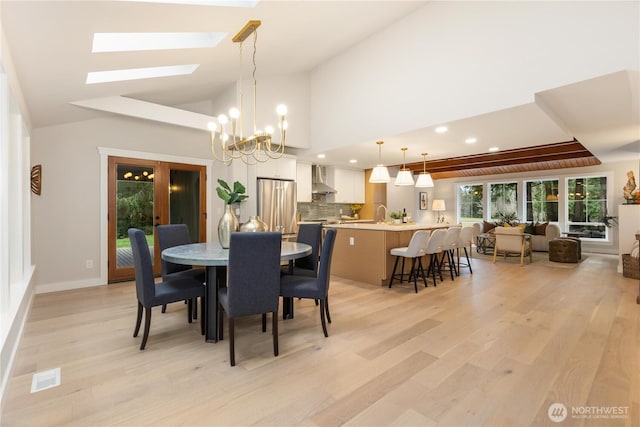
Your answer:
[312,165,337,194]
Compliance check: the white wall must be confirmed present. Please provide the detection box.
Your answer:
[310,1,639,152]
[30,116,230,292]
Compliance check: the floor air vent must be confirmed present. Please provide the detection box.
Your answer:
[31,368,61,393]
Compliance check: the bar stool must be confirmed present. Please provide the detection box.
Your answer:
[424,228,447,287]
[455,226,474,275]
[440,227,462,280]
[388,230,431,293]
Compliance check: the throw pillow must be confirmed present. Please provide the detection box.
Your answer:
[524,222,535,234]
[504,223,511,228]
[534,222,548,236]
[483,221,496,233]
[631,240,639,258]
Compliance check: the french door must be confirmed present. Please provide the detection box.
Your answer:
[107,156,206,283]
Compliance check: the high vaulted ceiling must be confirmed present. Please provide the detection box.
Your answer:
[1,1,639,172]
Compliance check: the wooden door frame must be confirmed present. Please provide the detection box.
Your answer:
[100,148,212,285]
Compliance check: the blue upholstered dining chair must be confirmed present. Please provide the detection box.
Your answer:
[128,228,205,350]
[279,228,337,337]
[290,223,322,277]
[217,232,282,366]
[157,224,205,317]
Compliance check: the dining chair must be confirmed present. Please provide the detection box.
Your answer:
[440,227,462,280]
[279,228,337,337]
[128,228,205,350]
[217,232,282,366]
[288,223,323,277]
[492,226,532,265]
[423,228,446,287]
[388,230,431,293]
[455,226,474,275]
[157,224,205,317]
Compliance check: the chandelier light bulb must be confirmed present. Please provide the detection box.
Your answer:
[218,114,228,125]
[276,104,288,116]
[265,125,274,135]
[207,122,217,132]
[229,108,240,119]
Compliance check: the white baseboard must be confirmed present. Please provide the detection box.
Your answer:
[36,278,105,294]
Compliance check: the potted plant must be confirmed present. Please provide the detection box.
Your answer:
[389,211,402,224]
[216,179,248,248]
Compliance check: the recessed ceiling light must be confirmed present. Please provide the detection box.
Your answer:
[317,154,326,159]
[86,64,199,84]
[119,0,259,7]
[349,159,357,163]
[488,147,499,152]
[465,137,477,144]
[435,126,448,134]
[92,32,227,53]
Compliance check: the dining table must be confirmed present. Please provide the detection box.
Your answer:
[161,240,312,342]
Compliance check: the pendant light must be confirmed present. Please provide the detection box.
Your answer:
[415,152,434,187]
[369,140,391,183]
[394,147,414,186]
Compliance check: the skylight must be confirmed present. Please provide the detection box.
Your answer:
[86,64,199,84]
[119,0,259,7]
[92,32,227,53]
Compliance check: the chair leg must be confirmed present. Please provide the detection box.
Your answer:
[272,311,279,357]
[229,317,235,366]
[193,298,198,320]
[410,257,418,293]
[417,258,428,287]
[140,307,152,350]
[388,256,400,288]
[134,301,143,337]
[466,247,473,274]
[200,295,205,336]
[187,299,193,323]
[161,304,167,313]
[319,299,329,337]
[493,245,498,263]
[325,297,331,323]
[262,313,267,332]
[400,257,406,283]
[218,305,224,341]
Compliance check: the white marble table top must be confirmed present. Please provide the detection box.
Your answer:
[161,241,312,266]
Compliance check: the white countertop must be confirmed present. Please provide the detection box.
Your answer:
[323,222,451,231]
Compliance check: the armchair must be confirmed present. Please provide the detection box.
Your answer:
[492,226,532,266]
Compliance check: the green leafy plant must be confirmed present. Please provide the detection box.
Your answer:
[216,179,248,205]
[494,211,519,226]
[600,213,618,228]
[389,211,402,220]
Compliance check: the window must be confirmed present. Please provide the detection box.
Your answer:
[489,182,517,222]
[525,179,559,222]
[567,176,608,239]
[458,184,483,222]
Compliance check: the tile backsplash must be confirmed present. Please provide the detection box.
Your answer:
[297,202,355,220]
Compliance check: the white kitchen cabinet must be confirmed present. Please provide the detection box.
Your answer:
[296,162,312,202]
[255,155,296,180]
[327,167,365,203]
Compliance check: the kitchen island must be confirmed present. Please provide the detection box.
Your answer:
[324,222,450,286]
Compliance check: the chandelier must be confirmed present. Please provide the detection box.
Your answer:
[208,20,288,165]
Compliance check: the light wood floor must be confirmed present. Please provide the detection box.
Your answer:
[2,253,638,427]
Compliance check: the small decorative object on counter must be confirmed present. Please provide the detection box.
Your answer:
[623,170,636,202]
[240,216,268,232]
[389,211,402,224]
[350,204,362,220]
[402,208,407,223]
[216,179,248,248]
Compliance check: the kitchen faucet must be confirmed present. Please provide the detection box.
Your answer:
[376,204,387,223]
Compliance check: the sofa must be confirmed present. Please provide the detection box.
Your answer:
[473,221,560,252]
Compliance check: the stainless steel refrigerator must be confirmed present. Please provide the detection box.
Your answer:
[257,178,297,238]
